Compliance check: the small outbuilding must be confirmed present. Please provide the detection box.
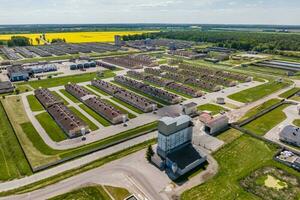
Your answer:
[182,102,198,116]
[200,112,229,135]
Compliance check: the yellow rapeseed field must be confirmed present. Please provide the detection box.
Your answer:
[0,31,154,45]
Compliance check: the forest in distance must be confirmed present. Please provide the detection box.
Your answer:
[122,30,300,53]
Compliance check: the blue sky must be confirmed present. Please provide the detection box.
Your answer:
[0,0,299,25]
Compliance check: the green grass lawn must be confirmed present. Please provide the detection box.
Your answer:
[35,112,68,142]
[79,104,111,127]
[293,119,300,127]
[16,84,33,93]
[197,104,228,115]
[216,128,243,144]
[181,134,300,200]
[279,87,300,99]
[243,104,289,136]
[86,85,111,96]
[228,81,289,103]
[239,98,282,121]
[68,107,98,131]
[27,95,44,112]
[59,89,81,103]
[17,71,116,89]
[0,103,32,181]
[51,91,69,105]
[111,97,144,114]
[49,185,111,200]
[103,186,131,200]
[102,99,136,119]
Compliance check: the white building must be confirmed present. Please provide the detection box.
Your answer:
[156,115,207,180]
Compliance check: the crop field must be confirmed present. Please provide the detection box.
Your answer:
[0,31,155,45]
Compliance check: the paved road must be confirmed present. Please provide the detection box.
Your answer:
[1,144,218,200]
[0,132,157,194]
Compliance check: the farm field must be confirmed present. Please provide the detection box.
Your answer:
[0,31,156,45]
[181,134,300,200]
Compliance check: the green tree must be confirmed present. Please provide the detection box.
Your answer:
[146,145,154,162]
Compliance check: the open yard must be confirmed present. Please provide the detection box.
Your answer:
[181,134,300,200]
[228,81,289,103]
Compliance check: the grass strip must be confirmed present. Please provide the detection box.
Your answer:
[26,95,44,112]
[35,112,67,142]
[59,89,81,103]
[79,104,111,127]
[68,107,98,131]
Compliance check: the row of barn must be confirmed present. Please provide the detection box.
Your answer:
[65,83,127,124]
[34,88,89,138]
[114,76,182,104]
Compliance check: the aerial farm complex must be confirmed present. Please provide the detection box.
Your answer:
[0,26,300,200]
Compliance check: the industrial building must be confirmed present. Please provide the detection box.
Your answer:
[28,64,57,74]
[70,61,96,70]
[153,115,207,180]
[254,60,300,72]
[7,65,30,82]
[35,88,89,138]
[279,125,300,147]
[0,81,14,94]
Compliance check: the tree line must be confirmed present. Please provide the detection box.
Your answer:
[122,31,300,52]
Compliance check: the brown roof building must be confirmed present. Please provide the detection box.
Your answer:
[91,79,157,112]
[65,83,127,124]
[35,88,89,138]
